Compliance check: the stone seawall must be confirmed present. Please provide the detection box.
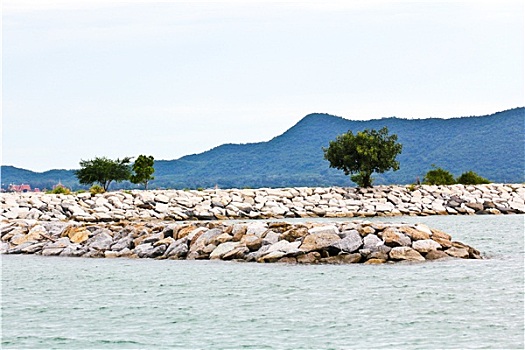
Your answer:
[1,184,523,222]
[0,220,482,264]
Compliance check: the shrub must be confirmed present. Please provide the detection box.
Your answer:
[407,183,418,191]
[89,185,105,195]
[457,171,490,185]
[423,165,456,185]
[47,185,71,195]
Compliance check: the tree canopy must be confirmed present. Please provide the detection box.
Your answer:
[423,165,455,185]
[75,157,132,191]
[130,155,155,189]
[323,126,402,187]
[456,170,490,185]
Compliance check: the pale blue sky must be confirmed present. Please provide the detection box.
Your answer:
[2,0,523,172]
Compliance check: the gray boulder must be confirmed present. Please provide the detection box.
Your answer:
[330,231,362,253]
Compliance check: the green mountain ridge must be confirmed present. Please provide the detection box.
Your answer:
[2,107,524,190]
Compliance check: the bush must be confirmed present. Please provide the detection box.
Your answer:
[47,185,71,195]
[457,171,490,185]
[423,165,456,185]
[89,185,105,195]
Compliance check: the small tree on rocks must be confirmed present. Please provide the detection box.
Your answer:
[130,155,155,190]
[323,126,402,188]
[75,156,132,191]
[423,165,455,185]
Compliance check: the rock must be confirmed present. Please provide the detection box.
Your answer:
[262,230,280,246]
[389,247,425,262]
[165,238,189,259]
[246,223,268,237]
[466,202,484,212]
[412,239,442,253]
[363,234,383,251]
[111,236,133,251]
[398,226,430,241]
[280,226,308,242]
[86,230,113,251]
[381,228,411,247]
[42,237,71,256]
[176,225,198,239]
[357,225,375,236]
[60,244,87,257]
[240,234,263,251]
[364,258,386,265]
[308,225,339,236]
[414,224,433,236]
[300,231,341,252]
[431,236,452,248]
[20,242,46,254]
[431,228,452,241]
[425,250,450,260]
[296,251,321,264]
[155,194,170,204]
[445,247,469,258]
[215,233,233,244]
[134,243,166,258]
[257,251,286,263]
[209,242,242,260]
[367,251,389,261]
[330,231,362,253]
[222,245,250,260]
[320,253,361,264]
[278,256,297,264]
[66,227,90,244]
[265,240,301,255]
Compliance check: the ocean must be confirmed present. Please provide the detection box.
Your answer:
[2,215,524,349]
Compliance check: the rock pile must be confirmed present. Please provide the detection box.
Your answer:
[0,184,523,222]
[0,220,482,264]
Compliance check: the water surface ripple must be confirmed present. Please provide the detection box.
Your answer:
[2,215,524,349]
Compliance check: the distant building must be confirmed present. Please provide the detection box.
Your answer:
[8,184,32,192]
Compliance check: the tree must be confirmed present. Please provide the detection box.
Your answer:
[456,170,490,185]
[323,127,402,187]
[75,157,132,191]
[130,155,155,190]
[423,165,455,185]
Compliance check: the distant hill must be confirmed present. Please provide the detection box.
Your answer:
[2,107,524,190]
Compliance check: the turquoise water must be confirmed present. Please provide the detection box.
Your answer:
[2,215,524,349]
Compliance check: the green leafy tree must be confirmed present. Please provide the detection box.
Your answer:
[75,157,132,191]
[423,165,456,185]
[323,127,402,187]
[130,155,155,190]
[456,170,490,185]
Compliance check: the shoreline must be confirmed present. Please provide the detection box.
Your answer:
[1,219,482,264]
[1,184,523,222]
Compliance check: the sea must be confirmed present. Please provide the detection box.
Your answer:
[1,215,524,349]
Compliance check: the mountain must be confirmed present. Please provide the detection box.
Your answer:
[2,107,524,190]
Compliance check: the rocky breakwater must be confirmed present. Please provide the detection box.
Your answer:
[0,184,523,222]
[1,220,482,264]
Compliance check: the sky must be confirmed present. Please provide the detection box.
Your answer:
[2,0,523,172]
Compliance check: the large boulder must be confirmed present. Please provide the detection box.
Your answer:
[165,238,189,259]
[363,234,383,251]
[445,247,469,258]
[240,234,263,251]
[381,228,411,247]
[412,239,442,253]
[330,231,362,253]
[210,242,242,260]
[389,247,425,262]
[280,226,308,242]
[134,243,166,258]
[320,253,361,264]
[300,231,341,252]
[42,237,72,256]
